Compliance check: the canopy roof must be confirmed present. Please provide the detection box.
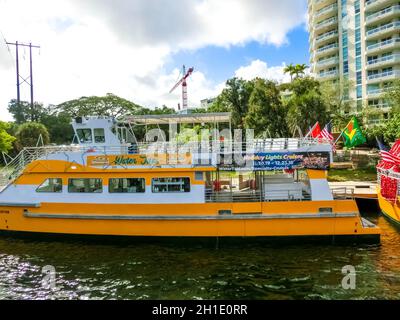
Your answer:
[119,112,232,125]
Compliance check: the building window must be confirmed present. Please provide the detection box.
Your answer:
[356,57,362,71]
[343,61,349,74]
[36,178,63,193]
[355,42,361,56]
[76,129,92,143]
[357,85,362,99]
[94,128,105,143]
[109,178,145,193]
[152,177,190,193]
[68,178,103,193]
[357,71,362,85]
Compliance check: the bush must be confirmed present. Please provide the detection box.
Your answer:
[15,122,50,150]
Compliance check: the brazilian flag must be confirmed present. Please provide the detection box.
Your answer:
[343,117,366,148]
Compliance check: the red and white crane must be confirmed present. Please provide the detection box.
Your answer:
[169,65,194,110]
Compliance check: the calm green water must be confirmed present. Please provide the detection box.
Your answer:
[1,213,400,300]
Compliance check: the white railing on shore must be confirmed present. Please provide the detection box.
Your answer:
[331,187,355,200]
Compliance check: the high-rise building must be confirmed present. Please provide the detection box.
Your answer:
[308,0,400,123]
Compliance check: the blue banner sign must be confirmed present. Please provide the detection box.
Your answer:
[218,152,330,171]
[254,152,330,170]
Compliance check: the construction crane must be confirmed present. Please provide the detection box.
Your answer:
[169,65,194,111]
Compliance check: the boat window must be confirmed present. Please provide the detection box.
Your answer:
[152,177,190,193]
[76,129,92,143]
[195,172,203,181]
[68,178,103,193]
[36,178,63,193]
[109,178,145,193]
[94,128,105,143]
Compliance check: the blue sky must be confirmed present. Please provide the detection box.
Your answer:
[0,0,309,119]
[166,26,310,84]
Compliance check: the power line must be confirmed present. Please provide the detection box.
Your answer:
[5,41,40,108]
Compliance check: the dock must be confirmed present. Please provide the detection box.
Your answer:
[329,181,377,199]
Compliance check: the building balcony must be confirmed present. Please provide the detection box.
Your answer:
[318,69,339,80]
[365,0,398,13]
[314,16,338,33]
[314,3,338,22]
[368,118,389,125]
[312,0,337,12]
[368,103,391,111]
[366,37,400,54]
[366,87,393,98]
[365,5,400,26]
[365,21,400,41]
[314,43,339,59]
[367,70,400,83]
[314,56,339,70]
[314,29,339,46]
[366,54,400,69]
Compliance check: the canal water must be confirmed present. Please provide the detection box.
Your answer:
[1,212,400,300]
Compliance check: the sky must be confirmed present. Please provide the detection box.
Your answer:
[0,0,310,121]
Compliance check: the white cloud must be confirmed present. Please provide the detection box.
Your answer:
[234,60,291,83]
[0,0,306,121]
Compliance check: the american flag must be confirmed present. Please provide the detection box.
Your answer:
[321,122,336,151]
[377,138,400,165]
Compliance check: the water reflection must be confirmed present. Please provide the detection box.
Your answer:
[0,213,400,300]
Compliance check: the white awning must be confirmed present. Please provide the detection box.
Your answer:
[119,112,231,125]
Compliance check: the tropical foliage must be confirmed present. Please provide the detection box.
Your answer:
[244,79,288,137]
[15,122,50,150]
[0,121,16,153]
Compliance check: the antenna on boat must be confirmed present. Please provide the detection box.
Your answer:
[2,152,13,166]
[35,134,44,147]
[292,126,304,139]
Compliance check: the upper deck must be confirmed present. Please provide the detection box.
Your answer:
[0,114,334,189]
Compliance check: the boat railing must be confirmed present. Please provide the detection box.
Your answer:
[0,137,332,190]
[331,187,355,200]
[377,167,400,180]
[205,189,312,203]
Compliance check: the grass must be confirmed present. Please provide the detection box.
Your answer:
[328,166,377,182]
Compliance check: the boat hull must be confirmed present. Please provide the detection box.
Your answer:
[377,188,400,225]
[0,200,380,241]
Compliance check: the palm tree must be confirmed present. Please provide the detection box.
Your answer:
[284,63,296,82]
[293,64,308,79]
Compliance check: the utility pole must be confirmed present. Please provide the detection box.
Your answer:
[5,41,40,108]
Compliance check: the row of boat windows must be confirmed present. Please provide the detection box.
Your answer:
[36,178,191,193]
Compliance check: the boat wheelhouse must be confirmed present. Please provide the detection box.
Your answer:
[0,113,380,242]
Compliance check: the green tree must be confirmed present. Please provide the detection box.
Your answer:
[57,93,143,118]
[293,64,308,79]
[208,78,254,129]
[285,77,328,134]
[384,79,400,114]
[319,79,354,130]
[40,110,74,145]
[383,112,400,143]
[0,121,16,153]
[283,63,296,82]
[244,79,288,137]
[8,100,46,124]
[15,122,50,150]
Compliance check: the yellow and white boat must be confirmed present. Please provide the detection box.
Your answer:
[0,113,380,242]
